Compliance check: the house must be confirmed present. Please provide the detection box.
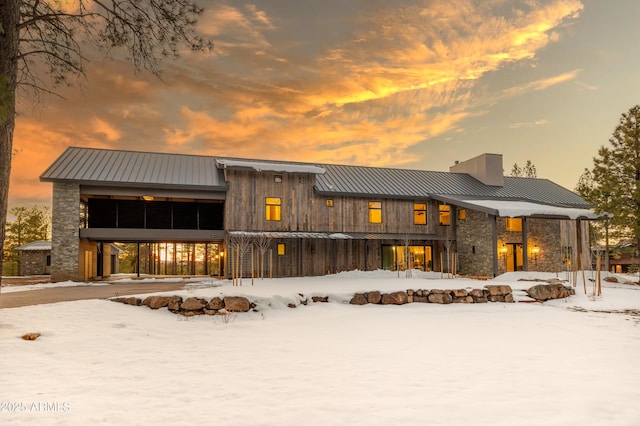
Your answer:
[13,240,52,276]
[40,147,598,281]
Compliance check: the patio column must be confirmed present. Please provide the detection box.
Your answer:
[522,217,528,271]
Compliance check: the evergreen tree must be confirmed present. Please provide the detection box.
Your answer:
[0,1,212,284]
[579,105,640,272]
[511,160,537,177]
[3,205,51,275]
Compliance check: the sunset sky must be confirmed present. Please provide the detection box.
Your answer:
[10,0,640,209]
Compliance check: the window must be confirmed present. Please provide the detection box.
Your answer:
[46,255,51,266]
[368,201,382,223]
[458,209,466,220]
[266,197,281,221]
[274,175,283,183]
[326,199,334,207]
[439,205,450,225]
[277,243,286,255]
[506,218,522,232]
[413,203,427,225]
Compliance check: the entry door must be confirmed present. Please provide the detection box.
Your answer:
[506,243,523,272]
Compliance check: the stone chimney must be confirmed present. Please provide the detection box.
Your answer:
[449,153,504,186]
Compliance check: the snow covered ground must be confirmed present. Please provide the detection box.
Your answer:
[1,271,639,425]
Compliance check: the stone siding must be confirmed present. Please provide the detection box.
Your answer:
[51,183,80,282]
[20,250,50,275]
[456,209,494,277]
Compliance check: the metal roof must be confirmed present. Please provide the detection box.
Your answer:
[228,231,444,240]
[315,164,590,208]
[41,147,589,208]
[14,240,51,251]
[40,147,227,190]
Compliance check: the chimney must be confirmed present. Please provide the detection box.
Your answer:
[450,153,504,186]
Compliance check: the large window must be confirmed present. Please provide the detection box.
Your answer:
[506,218,522,232]
[368,201,382,223]
[414,203,427,225]
[266,197,281,221]
[439,205,450,226]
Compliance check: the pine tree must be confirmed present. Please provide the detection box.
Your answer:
[511,160,537,177]
[580,105,640,273]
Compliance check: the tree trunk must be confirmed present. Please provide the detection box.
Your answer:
[0,1,20,288]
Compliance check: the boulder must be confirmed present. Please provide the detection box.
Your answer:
[312,296,329,303]
[412,295,429,303]
[604,276,618,283]
[223,296,251,312]
[407,290,414,296]
[526,284,574,301]
[380,291,409,305]
[21,333,41,341]
[504,294,515,303]
[143,296,172,309]
[167,296,183,311]
[485,285,512,296]
[488,295,505,302]
[428,293,452,304]
[367,291,382,304]
[350,293,368,305]
[181,297,207,311]
[208,297,224,310]
[468,289,485,298]
[451,289,468,297]
[453,296,474,303]
[112,297,141,306]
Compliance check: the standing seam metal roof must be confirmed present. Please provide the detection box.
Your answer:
[40,147,588,208]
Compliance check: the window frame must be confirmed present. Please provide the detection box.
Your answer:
[265,197,282,221]
[413,203,427,225]
[439,204,451,226]
[326,199,334,207]
[368,201,382,223]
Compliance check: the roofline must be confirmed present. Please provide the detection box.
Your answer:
[39,177,228,192]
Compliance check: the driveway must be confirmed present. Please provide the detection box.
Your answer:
[0,281,188,309]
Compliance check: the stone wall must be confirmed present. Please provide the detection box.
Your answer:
[20,250,50,276]
[52,182,80,282]
[456,209,494,277]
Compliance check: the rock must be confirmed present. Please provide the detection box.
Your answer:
[412,295,429,303]
[208,297,224,310]
[415,290,423,297]
[380,291,409,305]
[468,289,484,298]
[112,297,141,306]
[143,296,172,309]
[287,303,297,308]
[474,296,488,303]
[453,296,473,303]
[224,296,251,312]
[428,293,452,304]
[180,310,200,317]
[181,297,207,311]
[350,293,368,305]
[204,309,218,316]
[485,285,512,296]
[451,289,468,297]
[407,290,414,296]
[167,296,183,311]
[312,296,329,303]
[407,296,413,303]
[429,289,446,294]
[367,291,381,304]
[526,284,574,301]
[604,276,618,283]
[504,294,515,303]
[489,295,505,302]
[21,333,41,341]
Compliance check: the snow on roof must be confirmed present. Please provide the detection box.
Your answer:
[14,240,52,251]
[216,159,325,174]
[459,199,602,219]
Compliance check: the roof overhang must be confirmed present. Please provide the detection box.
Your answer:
[228,231,445,241]
[433,195,604,220]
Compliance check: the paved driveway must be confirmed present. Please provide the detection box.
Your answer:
[0,281,188,309]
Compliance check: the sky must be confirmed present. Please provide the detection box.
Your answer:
[9,0,640,208]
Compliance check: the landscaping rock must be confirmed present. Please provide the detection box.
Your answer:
[223,296,251,312]
[428,293,452,304]
[167,296,183,311]
[143,296,172,309]
[380,291,409,305]
[208,297,224,310]
[526,284,574,301]
[489,295,505,302]
[451,289,468,297]
[350,293,368,305]
[367,291,381,304]
[412,295,429,303]
[21,333,41,341]
[453,296,473,303]
[468,289,484,298]
[604,276,618,283]
[504,294,515,303]
[181,297,207,311]
[204,309,218,316]
[112,297,141,306]
[485,285,512,296]
[312,296,329,303]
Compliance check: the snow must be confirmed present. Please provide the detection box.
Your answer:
[459,199,602,219]
[216,159,326,174]
[1,271,639,425]
[0,281,110,294]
